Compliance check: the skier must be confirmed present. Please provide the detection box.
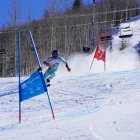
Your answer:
[43,50,71,86]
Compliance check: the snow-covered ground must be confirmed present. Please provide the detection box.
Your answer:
[0,16,140,140]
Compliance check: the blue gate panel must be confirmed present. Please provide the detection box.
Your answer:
[20,69,47,101]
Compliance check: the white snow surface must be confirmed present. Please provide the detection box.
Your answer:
[0,16,140,140]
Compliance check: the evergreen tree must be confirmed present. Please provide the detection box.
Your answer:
[44,9,50,18]
[73,0,82,10]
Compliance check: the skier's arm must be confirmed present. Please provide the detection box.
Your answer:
[43,57,52,66]
[65,63,71,72]
[58,56,67,64]
[43,61,51,66]
[59,57,71,72]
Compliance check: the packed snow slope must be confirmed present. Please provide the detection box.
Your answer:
[0,16,140,140]
[0,69,140,140]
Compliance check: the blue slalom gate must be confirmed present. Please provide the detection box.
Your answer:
[18,31,55,123]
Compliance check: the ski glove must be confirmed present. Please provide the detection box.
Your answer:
[43,61,51,66]
[46,63,51,67]
[67,67,71,72]
[66,63,71,72]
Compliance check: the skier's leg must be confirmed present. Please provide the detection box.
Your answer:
[44,68,56,82]
[46,72,56,87]
[44,67,52,81]
[47,72,56,81]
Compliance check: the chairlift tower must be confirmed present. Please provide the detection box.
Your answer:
[91,0,96,51]
[100,26,113,51]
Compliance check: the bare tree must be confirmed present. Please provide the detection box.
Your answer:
[8,0,20,26]
[1,0,139,77]
[27,0,33,23]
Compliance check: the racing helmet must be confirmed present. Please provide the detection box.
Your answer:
[52,50,59,59]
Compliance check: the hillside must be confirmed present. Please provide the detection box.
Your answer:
[0,15,140,140]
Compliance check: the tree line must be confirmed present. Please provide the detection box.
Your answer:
[0,0,139,77]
